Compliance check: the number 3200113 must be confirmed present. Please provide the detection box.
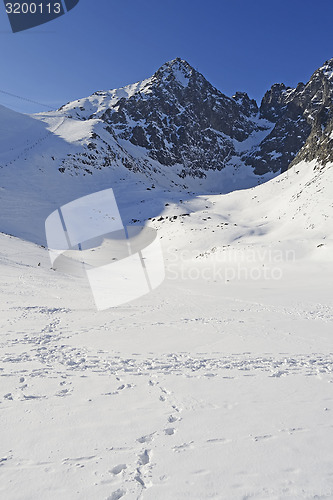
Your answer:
[5,3,62,14]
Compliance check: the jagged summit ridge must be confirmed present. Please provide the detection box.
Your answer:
[315,57,333,80]
[58,58,198,118]
[154,58,194,87]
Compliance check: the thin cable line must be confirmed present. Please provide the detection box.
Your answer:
[0,89,55,111]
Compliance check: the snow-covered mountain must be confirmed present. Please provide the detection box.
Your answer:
[57,58,272,181]
[1,59,333,500]
[249,58,333,173]
[0,57,333,244]
[53,56,333,177]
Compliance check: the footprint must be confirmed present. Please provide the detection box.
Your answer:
[62,455,96,466]
[134,474,145,487]
[171,405,182,413]
[55,389,70,397]
[253,434,274,442]
[137,433,155,444]
[23,394,46,400]
[135,471,153,489]
[193,469,211,476]
[164,428,176,436]
[173,442,194,453]
[206,438,230,444]
[106,489,126,500]
[110,464,126,475]
[280,427,306,434]
[138,449,151,466]
[168,415,179,423]
[117,384,133,392]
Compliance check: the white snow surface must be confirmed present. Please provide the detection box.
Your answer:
[0,102,278,245]
[0,146,333,499]
[58,78,153,119]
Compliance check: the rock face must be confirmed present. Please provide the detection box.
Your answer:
[246,58,333,174]
[288,60,333,168]
[100,59,261,178]
[57,57,333,183]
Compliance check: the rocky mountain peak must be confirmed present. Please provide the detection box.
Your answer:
[232,92,258,117]
[259,83,292,122]
[316,58,333,81]
[96,57,268,177]
[153,58,195,88]
[53,56,333,185]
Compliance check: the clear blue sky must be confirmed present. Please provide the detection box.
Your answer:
[1,0,333,113]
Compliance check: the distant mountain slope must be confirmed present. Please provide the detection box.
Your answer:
[150,160,333,262]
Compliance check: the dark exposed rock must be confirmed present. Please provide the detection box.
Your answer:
[245,58,333,173]
[260,83,291,122]
[98,58,265,177]
[290,109,333,167]
[232,92,258,117]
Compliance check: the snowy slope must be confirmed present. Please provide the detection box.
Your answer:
[58,78,154,120]
[110,159,333,264]
[0,102,271,244]
[0,159,332,498]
